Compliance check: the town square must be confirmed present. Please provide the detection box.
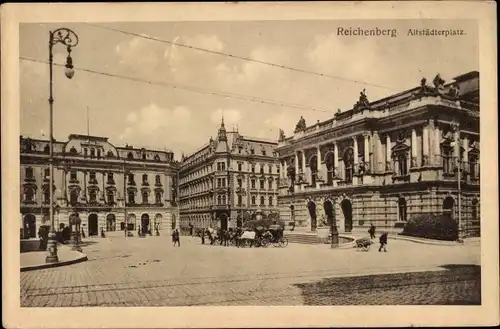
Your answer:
[14,16,486,311]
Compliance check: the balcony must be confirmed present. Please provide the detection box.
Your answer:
[23,176,36,183]
[142,181,150,186]
[106,180,116,185]
[155,181,162,187]
[89,179,98,185]
[69,178,79,184]
[128,181,136,186]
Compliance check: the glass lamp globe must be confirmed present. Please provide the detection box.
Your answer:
[65,66,75,79]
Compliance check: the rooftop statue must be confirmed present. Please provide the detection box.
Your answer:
[294,116,306,133]
[278,128,286,141]
[433,74,446,94]
[447,83,460,98]
[354,89,370,108]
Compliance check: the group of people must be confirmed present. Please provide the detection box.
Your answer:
[171,228,181,247]
[368,223,388,252]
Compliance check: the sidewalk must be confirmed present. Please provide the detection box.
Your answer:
[21,245,87,272]
[341,232,480,246]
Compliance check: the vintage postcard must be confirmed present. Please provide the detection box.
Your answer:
[2,1,498,328]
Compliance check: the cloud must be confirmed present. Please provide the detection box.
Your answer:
[210,108,242,127]
[115,33,164,69]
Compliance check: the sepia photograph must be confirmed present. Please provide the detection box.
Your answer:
[2,2,498,328]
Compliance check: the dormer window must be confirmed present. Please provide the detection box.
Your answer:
[127,152,134,160]
[142,174,148,184]
[90,149,96,157]
[84,148,88,157]
[154,154,160,161]
[107,150,114,157]
[97,149,101,158]
[142,153,147,160]
[44,145,50,154]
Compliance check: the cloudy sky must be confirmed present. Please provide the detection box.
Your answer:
[20,20,477,158]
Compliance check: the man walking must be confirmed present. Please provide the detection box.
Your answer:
[379,231,388,252]
[368,222,376,239]
[172,229,181,247]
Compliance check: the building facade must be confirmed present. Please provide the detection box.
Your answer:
[20,134,179,238]
[276,72,480,236]
[179,119,280,230]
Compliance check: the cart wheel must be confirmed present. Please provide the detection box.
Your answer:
[279,237,288,247]
[261,238,270,248]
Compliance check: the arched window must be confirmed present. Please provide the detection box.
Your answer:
[222,195,226,205]
[97,149,101,158]
[155,191,162,204]
[25,187,35,202]
[44,188,50,203]
[260,196,265,205]
[268,196,273,206]
[441,145,454,175]
[343,148,354,183]
[251,195,256,205]
[325,153,334,186]
[127,152,134,160]
[25,167,34,179]
[127,191,135,204]
[397,153,408,176]
[142,174,148,184]
[398,198,407,221]
[142,191,149,204]
[142,153,147,160]
[217,195,222,205]
[310,155,318,186]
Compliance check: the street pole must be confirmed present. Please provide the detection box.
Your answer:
[452,121,463,243]
[45,28,79,264]
[123,160,128,236]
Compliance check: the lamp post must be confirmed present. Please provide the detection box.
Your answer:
[45,28,79,264]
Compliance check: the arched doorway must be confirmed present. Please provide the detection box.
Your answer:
[88,214,98,236]
[341,199,353,232]
[23,214,36,239]
[323,200,334,226]
[220,213,228,230]
[171,214,176,230]
[141,214,150,234]
[443,196,455,220]
[106,214,116,231]
[307,200,317,231]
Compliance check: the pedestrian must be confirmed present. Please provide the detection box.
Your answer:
[172,229,180,247]
[189,222,194,237]
[379,231,388,252]
[368,222,376,239]
[201,228,205,245]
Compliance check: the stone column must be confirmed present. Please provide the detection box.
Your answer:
[434,124,441,166]
[363,132,370,172]
[279,161,284,179]
[385,134,392,171]
[294,152,299,176]
[411,128,418,167]
[333,142,339,178]
[372,131,382,172]
[462,135,469,173]
[283,160,288,179]
[316,146,322,187]
[422,124,430,166]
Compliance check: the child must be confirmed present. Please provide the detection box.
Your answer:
[379,231,388,252]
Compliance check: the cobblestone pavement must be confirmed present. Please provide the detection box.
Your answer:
[20,235,481,306]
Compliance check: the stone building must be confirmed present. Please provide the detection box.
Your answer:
[20,134,179,238]
[178,119,280,230]
[276,71,480,237]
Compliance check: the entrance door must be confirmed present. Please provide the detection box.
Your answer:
[23,214,36,239]
[220,214,228,230]
[88,214,98,236]
[341,199,353,232]
[323,200,334,226]
[106,214,116,231]
[141,214,150,234]
[307,201,317,231]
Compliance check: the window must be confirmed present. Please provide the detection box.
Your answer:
[268,165,272,174]
[260,196,265,205]
[251,196,256,205]
[155,175,161,185]
[107,191,114,205]
[128,191,135,204]
[469,153,479,179]
[127,152,134,160]
[142,191,149,203]
[217,178,222,188]
[325,153,335,185]
[268,179,273,189]
[397,153,408,176]
[25,167,34,179]
[251,179,256,188]
[155,191,162,204]
[251,165,255,173]
[260,166,264,174]
[107,173,114,183]
[70,190,78,205]
[70,170,77,181]
[89,190,97,202]
[44,188,50,203]
[398,198,407,222]
[222,195,226,204]
[217,162,226,171]
[128,174,135,183]
[310,156,318,186]
[222,178,226,187]
[237,195,242,206]
[24,188,35,201]
[89,171,96,181]
[237,179,242,187]
[44,168,50,179]
[262,150,266,156]
[142,174,148,183]
[269,196,273,206]
[442,145,454,174]
[276,166,280,174]
[90,148,95,157]
[44,144,50,153]
[250,149,255,155]
[238,163,242,171]
[84,148,88,157]
[343,148,354,183]
[217,195,222,205]
[260,179,265,189]
[142,153,146,160]
[97,149,101,158]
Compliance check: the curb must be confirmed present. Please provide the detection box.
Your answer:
[21,252,88,272]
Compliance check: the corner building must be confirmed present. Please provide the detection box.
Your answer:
[20,134,179,238]
[276,72,480,236]
[179,119,280,230]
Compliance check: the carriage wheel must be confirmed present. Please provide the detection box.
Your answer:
[279,237,288,248]
[261,238,271,248]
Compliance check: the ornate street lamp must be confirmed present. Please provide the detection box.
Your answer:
[45,28,79,264]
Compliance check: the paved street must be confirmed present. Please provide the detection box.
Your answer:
[20,235,481,306]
